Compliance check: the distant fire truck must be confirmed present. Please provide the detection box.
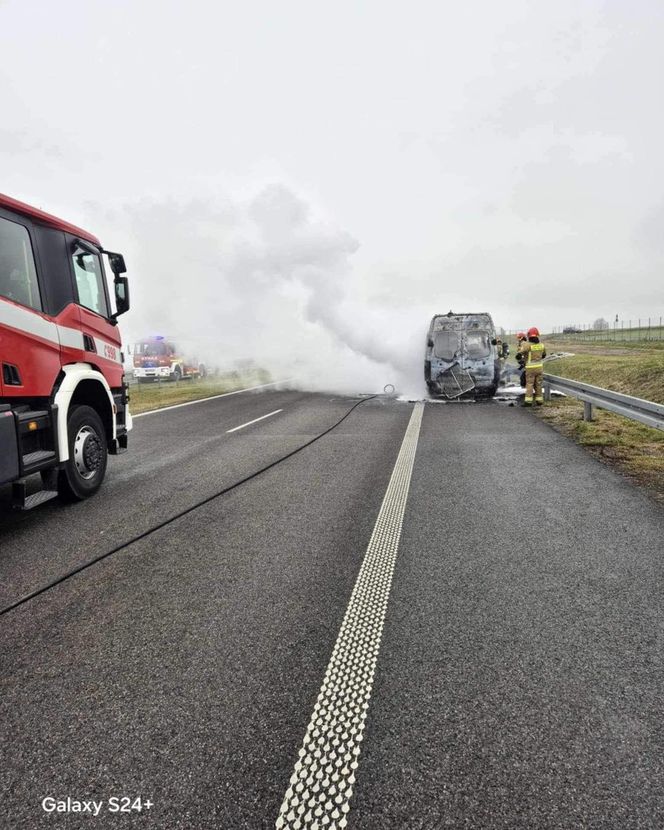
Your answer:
[0,193,131,509]
[132,336,205,383]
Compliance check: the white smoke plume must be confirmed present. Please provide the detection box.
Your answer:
[106,185,427,397]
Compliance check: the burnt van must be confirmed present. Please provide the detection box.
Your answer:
[424,311,507,399]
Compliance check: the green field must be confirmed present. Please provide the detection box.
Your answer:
[129,369,273,415]
[528,337,664,504]
[543,350,664,404]
[547,325,664,345]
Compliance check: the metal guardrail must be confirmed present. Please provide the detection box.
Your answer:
[543,374,664,431]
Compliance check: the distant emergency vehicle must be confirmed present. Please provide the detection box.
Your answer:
[0,193,131,508]
[133,336,205,383]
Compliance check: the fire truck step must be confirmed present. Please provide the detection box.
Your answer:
[16,409,50,422]
[20,490,59,510]
[22,449,56,468]
[11,480,59,511]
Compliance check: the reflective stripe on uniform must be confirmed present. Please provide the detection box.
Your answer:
[526,342,544,369]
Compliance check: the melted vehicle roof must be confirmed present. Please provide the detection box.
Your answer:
[431,313,494,330]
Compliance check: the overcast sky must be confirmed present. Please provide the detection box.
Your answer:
[2,0,663,388]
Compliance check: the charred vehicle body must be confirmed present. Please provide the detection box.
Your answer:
[424,312,507,399]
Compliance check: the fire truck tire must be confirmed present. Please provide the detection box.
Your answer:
[58,405,108,501]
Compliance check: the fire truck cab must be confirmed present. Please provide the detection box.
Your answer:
[0,193,131,509]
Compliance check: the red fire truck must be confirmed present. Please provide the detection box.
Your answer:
[0,193,131,509]
[133,335,205,383]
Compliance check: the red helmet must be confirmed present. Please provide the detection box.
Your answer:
[527,326,539,338]
[517,331,526,340]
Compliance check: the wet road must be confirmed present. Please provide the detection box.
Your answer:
[1,389,663,829]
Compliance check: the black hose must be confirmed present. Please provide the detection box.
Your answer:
[0,395,377,617]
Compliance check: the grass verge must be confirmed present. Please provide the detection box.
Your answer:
[525,338,664,504]
[129,370,273,415]
[543,351,664,404]
[535,399,664,505]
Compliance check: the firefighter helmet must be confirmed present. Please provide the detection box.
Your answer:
[517,331,526,340]
[527,326,540,338]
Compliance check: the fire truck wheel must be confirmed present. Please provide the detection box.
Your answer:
[58,405,108,501]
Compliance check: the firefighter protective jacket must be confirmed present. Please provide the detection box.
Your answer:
[520,339,546,369]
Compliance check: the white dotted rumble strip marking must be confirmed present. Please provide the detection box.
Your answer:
[275,401,425,830]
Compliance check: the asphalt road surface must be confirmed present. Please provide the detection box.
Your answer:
[1,388,663,829]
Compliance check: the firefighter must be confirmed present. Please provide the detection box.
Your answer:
[520,327,546,405]
[515,332,527,386]
[491,335,507,382]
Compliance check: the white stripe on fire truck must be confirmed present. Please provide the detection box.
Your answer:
[57,326,85,350]
[0,300,122,362]
[0,298,59,343]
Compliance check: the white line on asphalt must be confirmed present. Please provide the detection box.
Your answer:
[132,380,291,419]
[226,409,283,433]
[275,401,425,830]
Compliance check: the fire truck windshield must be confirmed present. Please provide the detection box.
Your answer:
[135,342,173,356]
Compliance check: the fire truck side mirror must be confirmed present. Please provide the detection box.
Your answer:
[107,252,127,275]
[113,276,130,318]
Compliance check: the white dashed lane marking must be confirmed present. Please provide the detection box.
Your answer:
[276,401,425,829]
[133,380,289,418]
[226,409,283,433]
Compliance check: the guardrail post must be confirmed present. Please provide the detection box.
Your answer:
[544,382,551,402]
[583,401,594,421]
